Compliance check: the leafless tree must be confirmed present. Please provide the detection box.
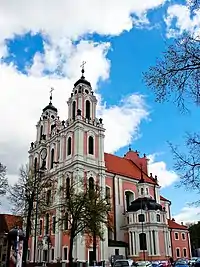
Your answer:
[58,178,112,267]
[0,163,8,203]
[84,183,112,263]
[8,164,55,267]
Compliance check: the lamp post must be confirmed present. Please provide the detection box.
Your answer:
[33,147,47,263]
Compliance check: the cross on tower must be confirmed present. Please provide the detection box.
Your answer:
[80,61,86,70]
[50,87,54,102]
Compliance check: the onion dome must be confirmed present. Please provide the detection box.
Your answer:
[74,66,91,88]
[127,197,162,212]
[43,88,57,113]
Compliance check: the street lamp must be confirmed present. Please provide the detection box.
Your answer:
[33,147,47,263]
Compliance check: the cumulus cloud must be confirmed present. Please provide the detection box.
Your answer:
[174,206,200,224]
[165,4,200,38]
[148,153,179,188]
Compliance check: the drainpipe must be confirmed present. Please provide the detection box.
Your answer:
[113,175,117,241]
[170,229,174,259]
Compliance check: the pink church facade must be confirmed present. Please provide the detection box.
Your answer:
[28,69,191,264]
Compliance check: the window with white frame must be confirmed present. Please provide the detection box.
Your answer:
[182,232,186,240]
[125,191,134,210]
[183,248,187,257]
[174,232,179,240]
[176,248,180,258]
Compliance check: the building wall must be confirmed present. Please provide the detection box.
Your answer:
[170,229,191,259]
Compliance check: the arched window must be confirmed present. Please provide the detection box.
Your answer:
[88,136,94,155]
[125,191,134,210]
[139,233,147,250]
[45,213,50,235]
[50,148,54,169]
[89,177,94,198]
[86,100,91,119]
[40,125,43,140]
[67,137,72,156]
[106,187,111,204]
[156,214,161,222]
[34,157,37,170]
[138,214,145,222]
[72,101,76,120]
[66,177,70,199]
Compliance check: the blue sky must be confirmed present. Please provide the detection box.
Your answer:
[0,0,199,222]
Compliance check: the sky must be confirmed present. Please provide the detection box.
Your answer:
[0,0,200,223]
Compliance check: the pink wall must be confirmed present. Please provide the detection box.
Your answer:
[171,230,191,259]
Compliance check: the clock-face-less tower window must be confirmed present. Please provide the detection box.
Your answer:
[88,136,94,155]
[72,101,76,120]
[50,148,54,169]
[86,100,91,119]
[67,137,72,156]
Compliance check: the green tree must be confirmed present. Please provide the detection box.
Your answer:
[0,163,8,203]
[143,1,200,194]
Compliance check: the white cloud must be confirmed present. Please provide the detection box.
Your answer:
[165,4,200,38]
[0,0,166,46]
[174,206,200,224]
[148,153,179,188]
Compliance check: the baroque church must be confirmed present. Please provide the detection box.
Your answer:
[28,65,191,264]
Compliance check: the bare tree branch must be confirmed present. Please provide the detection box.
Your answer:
[143,34,200,113]
[169,132,200,192]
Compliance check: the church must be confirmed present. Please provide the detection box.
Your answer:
[28,65,191,264]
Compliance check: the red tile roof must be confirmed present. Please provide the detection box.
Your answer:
[104,153,156,184]
[168,219,188,230]
[0,214,23,233]
[160,195,170,202]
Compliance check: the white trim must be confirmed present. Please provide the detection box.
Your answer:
[176,247,181,258]
[62,246,68,261]
[174,232,179,240]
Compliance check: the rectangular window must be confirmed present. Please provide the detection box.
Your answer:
[174,232,179,240]
[182,233,186,240]
[39,219,42,236]
[27,249,30,261]
[115,249,119,255]
[176,248,180,258]
[51,248,54,261]
[52,216,56,234]
[63,247,68,260]
[183,248,187,257]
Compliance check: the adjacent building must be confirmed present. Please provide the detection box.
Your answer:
[28,67,191,264]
